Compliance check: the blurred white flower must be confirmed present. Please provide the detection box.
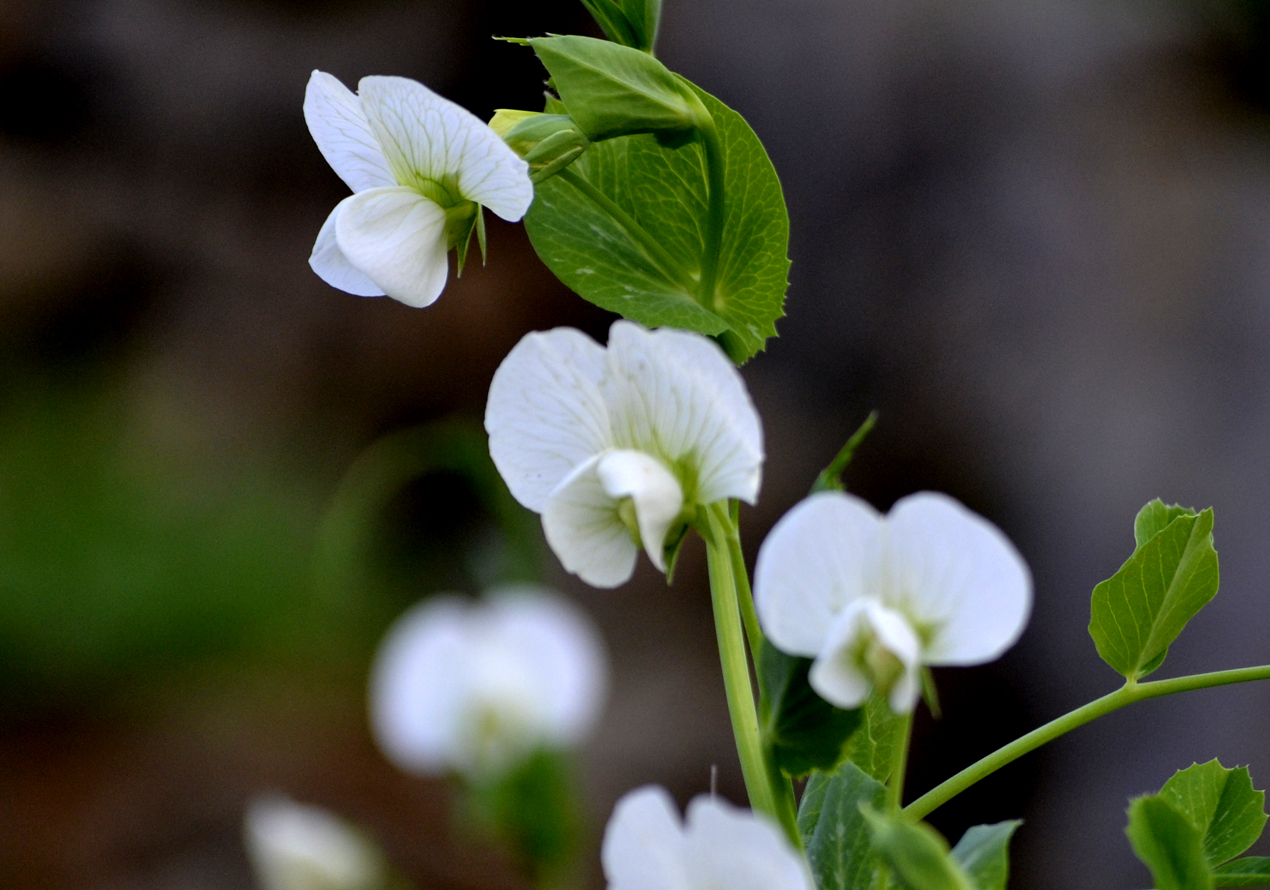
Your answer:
[485,321,763,588]
[753,491,1031,714]
[303,71,533,308]
[369,586,608,780]
[244,796,384,890]
[602,786,812,890]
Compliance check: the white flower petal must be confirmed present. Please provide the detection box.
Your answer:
[601,321,764,505]
[485,327,612,512]
[753,492,882,657]
[482,586,609,746]
[334,186,449,308]
[597,450,683,572]
[309,204,386,297]
[303,71,395,193]
[602,786,694,890]
[809,599,922,712]
[542,455,640,589]
[245,797,383,890]
[883,492,1032,665]
[684,796,813,890]
[368,596,470,774]
[357,76,533,221]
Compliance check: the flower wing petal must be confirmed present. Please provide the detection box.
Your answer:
[542,455,639,589]
[309,203,386,297]
[685,796,813,890]
[885,492,1032,665]
[602,321,764,505]
[597,450,683,572]
[754,492,881,657]
[334,186,449,308]
[484,586,609,745]
[303,71,395,193]
[808,600,921,713]
[368,596,470,774]
[485,328,612,512]
[357,76,532,221]
[602,786,693,890]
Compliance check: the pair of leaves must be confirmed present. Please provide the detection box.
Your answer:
[522,37,790,362]
[1088,499,1220,681]
[1127,761,1269,890]
[799,762,1020,890]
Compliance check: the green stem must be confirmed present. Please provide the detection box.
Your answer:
[703,506,777,824]
[905,664,1270,821]
[887,713,913,813]
[720,501,764,664]
[557,167,697,294]
[695,116,727,312]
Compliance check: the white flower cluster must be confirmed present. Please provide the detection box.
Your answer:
[369,585,608,780]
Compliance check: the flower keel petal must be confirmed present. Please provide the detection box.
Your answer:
[542,456,640,588]
[309,204,386,297]
[597,450,683,572]
[334,186,449,308]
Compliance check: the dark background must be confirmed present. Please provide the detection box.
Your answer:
[2,0,1270,887]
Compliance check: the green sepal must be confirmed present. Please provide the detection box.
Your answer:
[527,35,707,142]
[1159,761,1268,868]
[920,666,942,719]
[475,205,487,264]
[758,640,862,778]
[448,203,481,276]
[578,0,661,52]
[860,807,977,890]
[950,822,1022,890]
[1088,504,1219,680]
[660,515,692,585]
[1214,857,1270,886]
[811,411,878,494]
[462,748,583,887]
[798,762,887,890]
[1126,795,1214,890]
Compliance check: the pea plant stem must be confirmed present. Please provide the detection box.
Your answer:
[905,664,1270,821]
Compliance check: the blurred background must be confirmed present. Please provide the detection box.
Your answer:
[2,0,1270,887]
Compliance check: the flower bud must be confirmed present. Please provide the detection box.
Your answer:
[493,112,592,183]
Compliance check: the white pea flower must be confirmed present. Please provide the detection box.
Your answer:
[484,321,763,588]
[369,586,608,781]
[303,71,533,308]
[244,796,384,890]
[754,491,1032,714]
[602,786,813,890]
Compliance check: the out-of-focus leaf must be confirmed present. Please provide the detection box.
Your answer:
[799,762,886,890]
[842,691,902,783]
[1213,857,1270,886]
[1127,795,1214,890]
[861,807,976,890]
[578,0,661,52]
[759,640,862,777]
[950,821,1021,890]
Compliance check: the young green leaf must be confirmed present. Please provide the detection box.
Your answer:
[578,0,661,52]
[528,36,705,142]
[1213,857,1270,886]
[861,807,977,890]
[1088,507,1219,680]
[1135,499,1199,549]
[759,640,862,777]
[1126,795,1215,890]
[799,762,887,890]
[842,691,903,784]
[523,81,789,361]
[950,821,1022,890]
[1159,761,1268,869]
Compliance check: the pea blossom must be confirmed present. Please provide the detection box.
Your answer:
[753,491,1031,713]
[244,796,384,890]
[303,71,533,308]
[369,586,608,780]
[485,321,763,588]
[602,786,813,890]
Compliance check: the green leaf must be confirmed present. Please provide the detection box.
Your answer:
[759,640,862,777]
[951,822,1021,890]
[1136,499,1199,548]
[799,762,887,890]
[528,36,704,142]
[523,81,789,362]
[1088,506,1219,680]
[578,0,660,52]
[1214,857,1270,886]
[861,807,977,890]
[842,690,903,783]
[1159,761,1268,868]
[1127,795,1215,890]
